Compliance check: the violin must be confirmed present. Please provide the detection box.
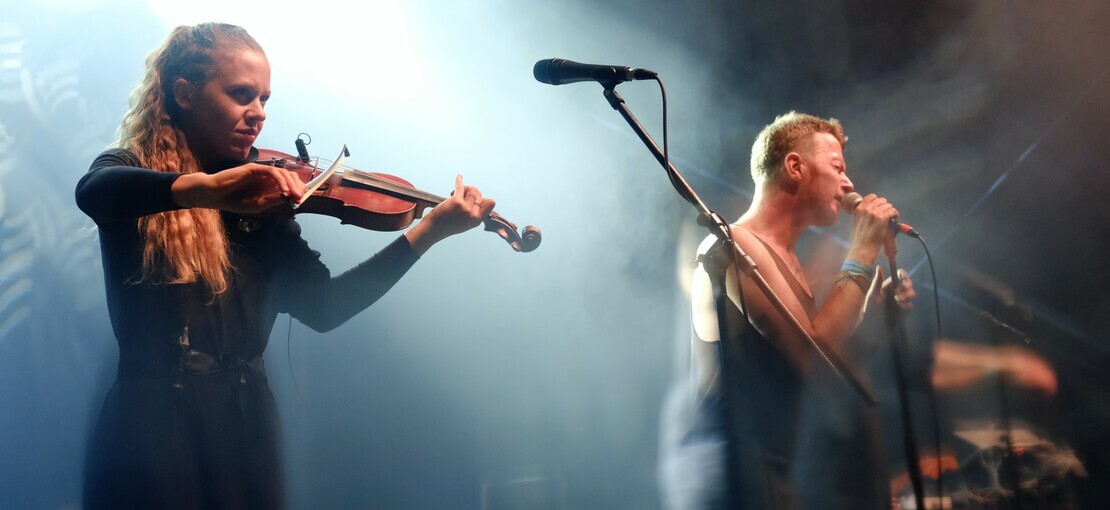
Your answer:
[257,146,541,253]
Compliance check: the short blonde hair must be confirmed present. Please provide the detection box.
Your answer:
[749,111,847,186]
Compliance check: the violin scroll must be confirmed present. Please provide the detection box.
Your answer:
[484,212,542,253]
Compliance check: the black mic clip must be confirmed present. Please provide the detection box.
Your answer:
[696,210,728,228]
[295,133,312,164]
[594,66,657,85]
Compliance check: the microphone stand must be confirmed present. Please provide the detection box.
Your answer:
[982,310,1024,509]
[884,247,927,510]
[598,83,876,405]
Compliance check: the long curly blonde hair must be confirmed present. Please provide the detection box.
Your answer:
[116,23,263,295]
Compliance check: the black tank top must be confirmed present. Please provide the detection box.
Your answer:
[699,233,815,509]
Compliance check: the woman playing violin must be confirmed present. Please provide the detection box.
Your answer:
[75,22,493,509]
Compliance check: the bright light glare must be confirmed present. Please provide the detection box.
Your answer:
[146,0,462,130]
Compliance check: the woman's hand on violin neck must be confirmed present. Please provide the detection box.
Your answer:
[404,174,496,256]
[171,163,307,214]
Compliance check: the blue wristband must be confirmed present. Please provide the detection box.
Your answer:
[840,259,875,281]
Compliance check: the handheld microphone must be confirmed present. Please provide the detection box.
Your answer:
[533,58,658,86]
[841,192,920,238]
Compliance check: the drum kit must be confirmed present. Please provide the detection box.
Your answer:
[893,421,1086,509]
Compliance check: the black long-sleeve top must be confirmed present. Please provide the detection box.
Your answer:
[77,148,423,509]
[75,148,420,373]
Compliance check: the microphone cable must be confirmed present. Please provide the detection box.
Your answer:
[656,77,676,202]
[652,76,698,208]
[908,232,947,504]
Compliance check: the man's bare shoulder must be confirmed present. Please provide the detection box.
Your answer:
[694,225,779,273]
[695,225,769,257]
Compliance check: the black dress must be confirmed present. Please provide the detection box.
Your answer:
[75,148,420,509]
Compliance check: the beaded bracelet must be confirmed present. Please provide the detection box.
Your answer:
[836,270,872,292]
